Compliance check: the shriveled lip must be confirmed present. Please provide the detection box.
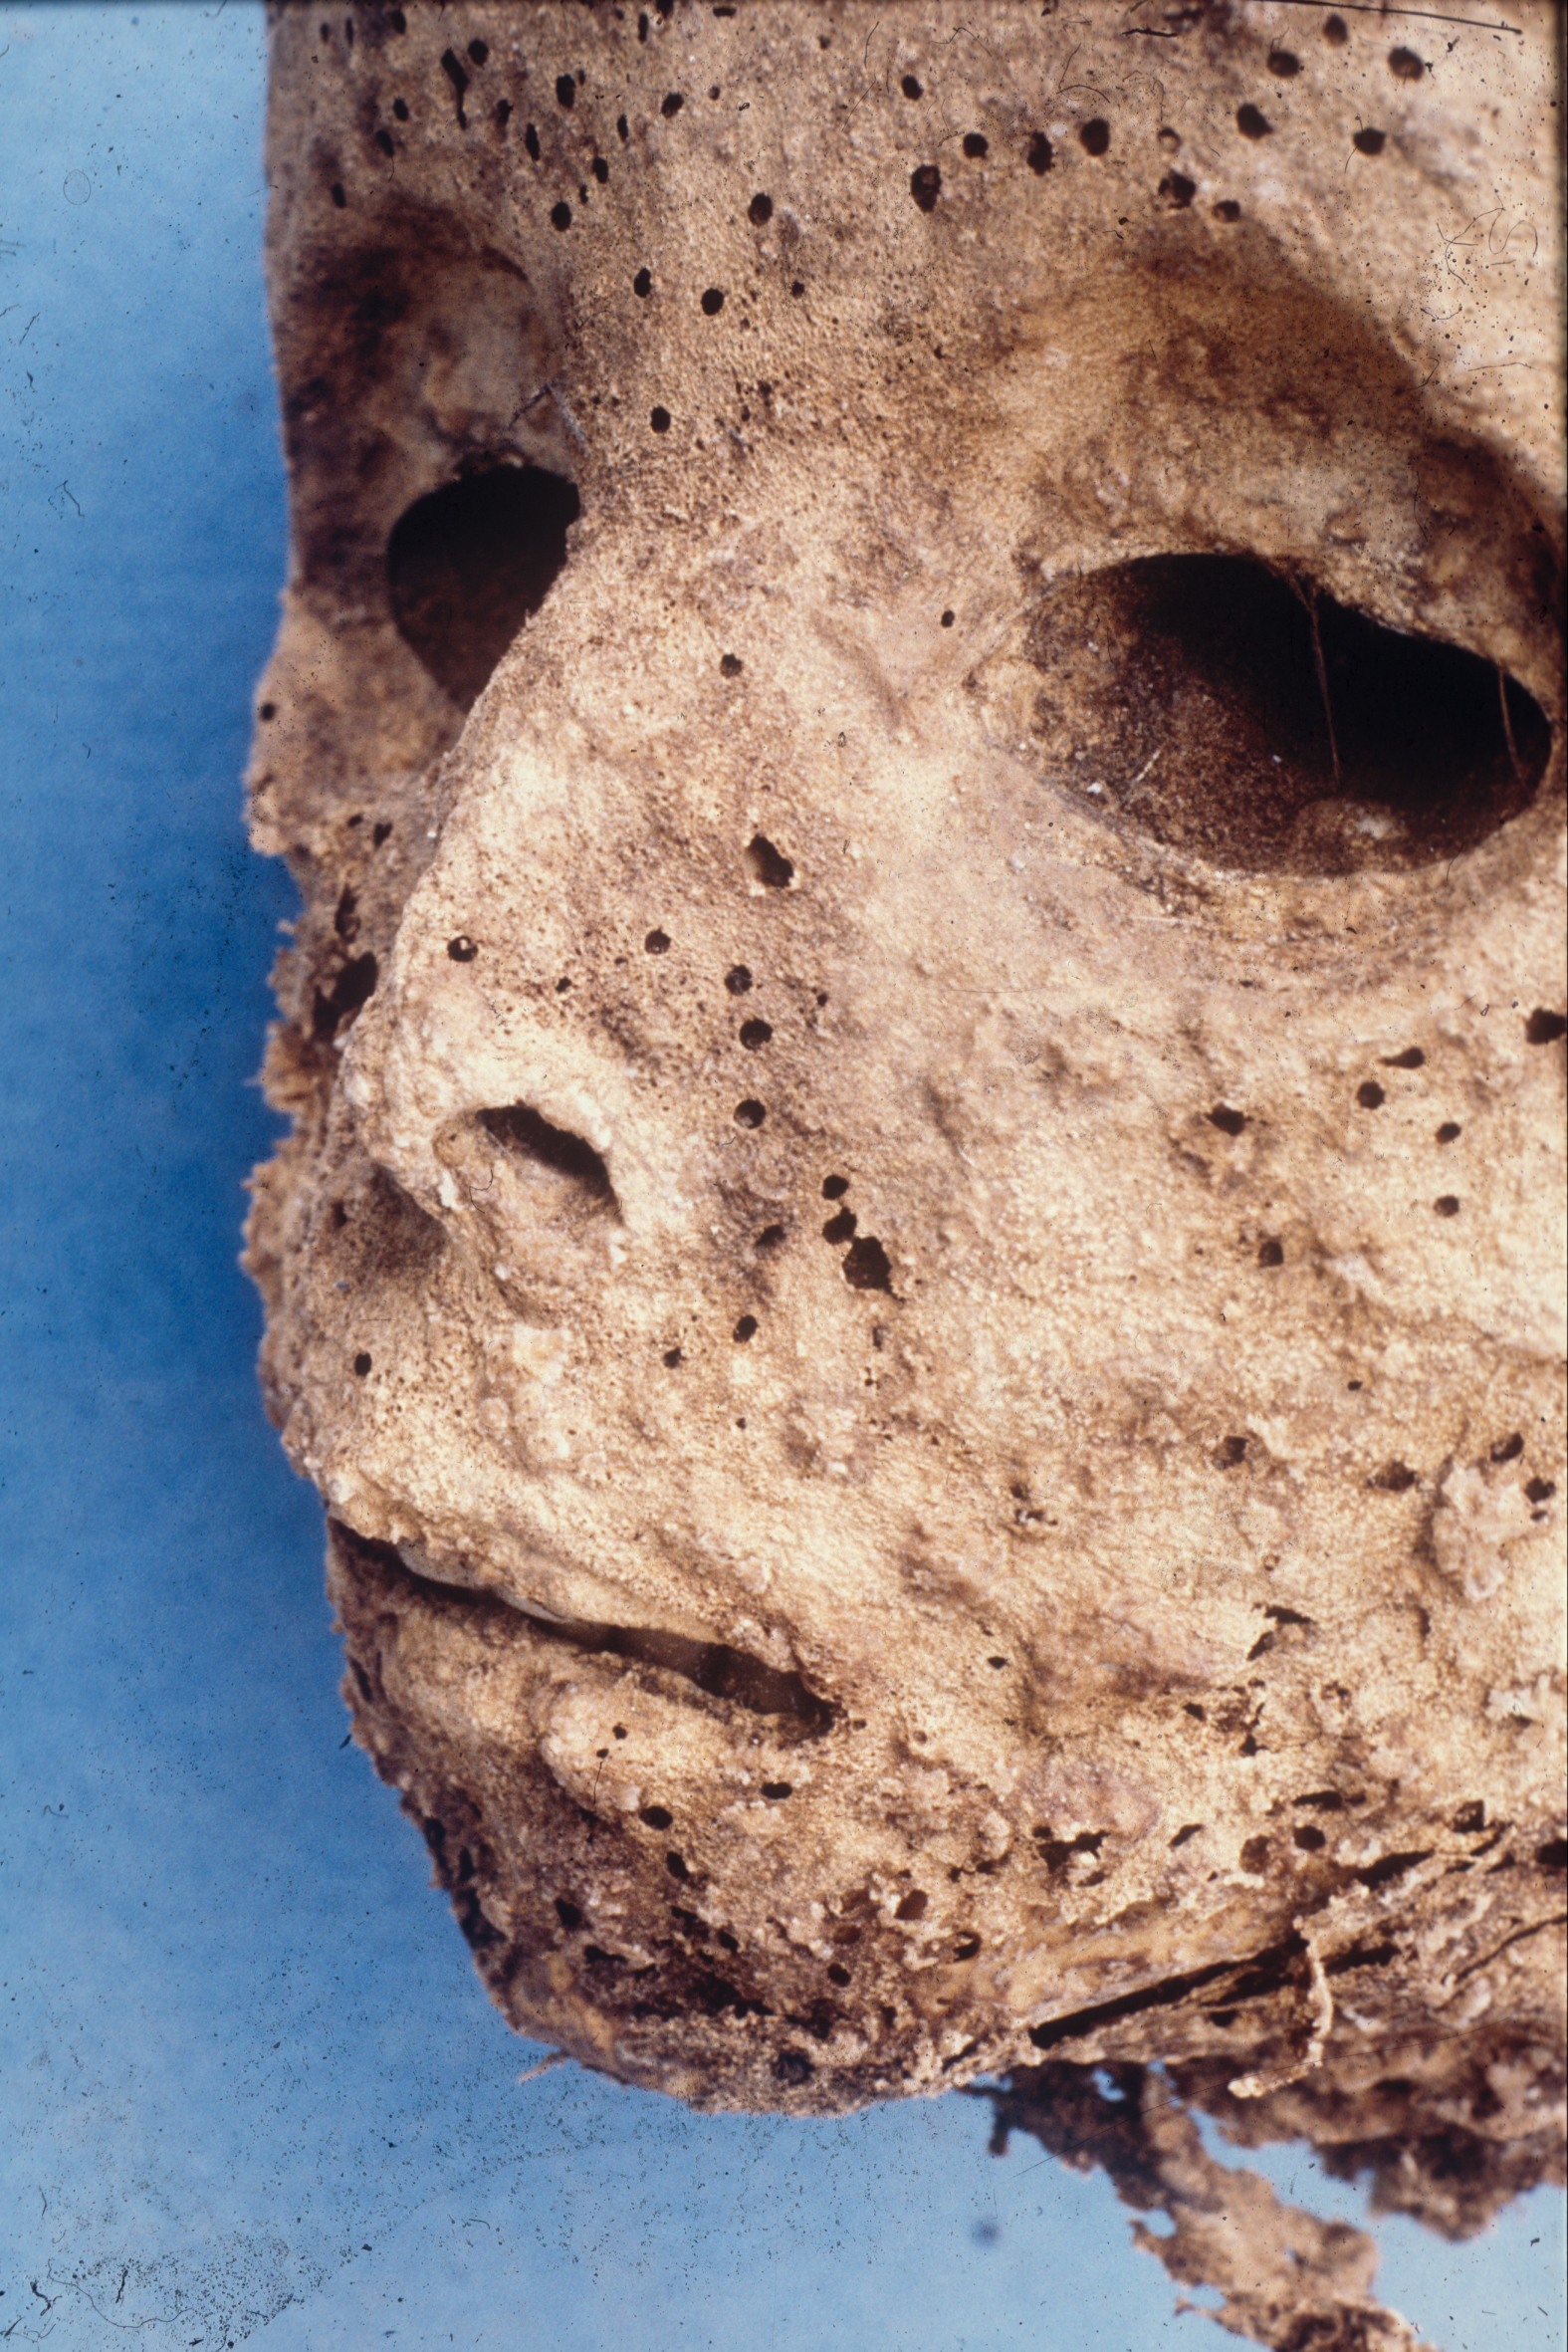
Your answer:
[342,1524,839,1740]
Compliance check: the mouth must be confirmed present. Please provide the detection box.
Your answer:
[353,1524,839,1741]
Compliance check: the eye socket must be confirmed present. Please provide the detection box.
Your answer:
[387,463,580,710]
[1023,554,1551,875]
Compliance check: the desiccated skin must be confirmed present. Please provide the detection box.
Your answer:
[245,3,1564,2335]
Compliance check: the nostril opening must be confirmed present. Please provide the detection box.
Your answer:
[387,463,580,711]
[480,1101,616,1203]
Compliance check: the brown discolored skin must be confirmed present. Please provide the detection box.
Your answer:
[246,3,1564,2277]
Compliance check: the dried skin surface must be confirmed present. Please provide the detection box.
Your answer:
[247,0,1565,2259]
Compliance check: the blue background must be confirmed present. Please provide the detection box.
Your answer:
[0,8,1560,2347]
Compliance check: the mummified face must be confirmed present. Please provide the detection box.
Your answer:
[249,3,1565,2111]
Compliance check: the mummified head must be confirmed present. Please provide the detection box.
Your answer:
[247,2,1564,2132]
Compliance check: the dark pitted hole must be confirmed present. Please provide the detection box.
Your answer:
[761,1781,792,1801]
[1353,127,1387,156]
[987,1656,1008,1670]
[725,964,754,995]
[1026,130,1053,174]
[1236,105,1272,139]
[633,266,653,296]
[733,1313,759,1342]
[1294,1790,1346,1810]
[755,1222,786,1249]
[774,2049,813,2084]
[941,608,955,626]
[353,1351,372,1377]
[954,1934,982,1960]
[901,74,923,100]
[258,701,277,720]
[1159,173,1196,208]
[1382,1046,1426,1068]
[1023,554,1552,873]
[468,38,489,65]
[639,1804,673,1829]
[330,182,347,209]
[822,1208,857,1245]
[1214,199,1241,222]
[821,1174,849,1199]
[661,91,684,118]
[1323,14,1348,43]
[701,286,726,316]
[556,976,571,993]
[1158,128,1182,150]
[1525,1008,1567,1045]
[1490,1432,1524,1463]
[1370,1460,1418,1493]
[481,1101,615,1201]
[745,832,794,887]
[1208,1103,1246,1136]
[1525,1477,1556,1505]
[748,191,774,225]
[790,280,805,297]
[523,121,542,159]
[650,404,672,433]
[313,952,378,1040]
[1536,1837,1568,1868]
[665,1851,690,1881]
[555,72,575,108]
[1169,1823,1203,1848]
[1257,1238,1284,1268]
[644,927,671,954]
[1293,1823,1327,1851]
[735,1098,767,1129]
[1451,1799,1485,1833]
[439,49,469,125]
[842,1235,893,1293]
[374,128,394,156]
[551,200,572,231]
[447,935,478,962]
[1267,49,1300,76]
[387,5,405,27]
[910,163,942,213]
[1436,1120,1461,1143]
[1356,1080,1385,1107]
[739,1018,774,1050]
[1216,1434,1249,1469]
[555,1897,582,1929]
[663,1347,683,1367]
[592,154,608,183]
[962,132,989,159]
[387,465,578,711]
[1240,1835,1272,1873]
[1078,118,1110,156]
[1434,1194,1460,1218]
[720,651,744,677]
[894,1889,928,1920]
[827,1961,851,1986]
[1388,47,1425,81]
